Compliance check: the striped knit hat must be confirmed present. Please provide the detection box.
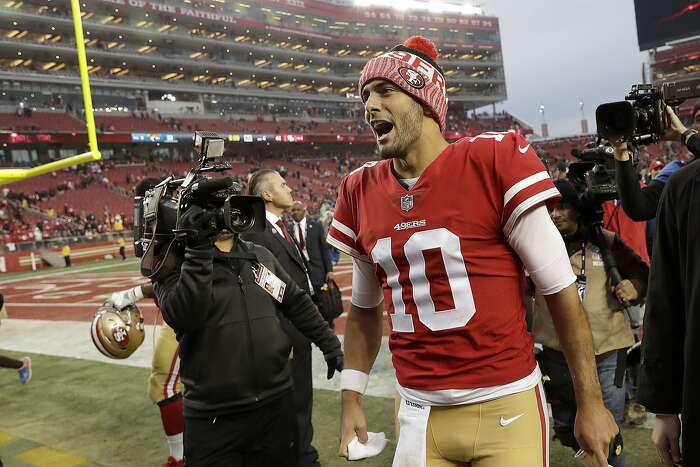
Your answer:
[359,36,447,133]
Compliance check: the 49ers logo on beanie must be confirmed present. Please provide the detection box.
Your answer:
[398,66,426,89]
[359,36,447,133]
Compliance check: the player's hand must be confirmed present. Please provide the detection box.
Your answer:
[666,106,687,136]
[613,279,638,302]
[651,414,682,466]
[574,399,619,467]
[339,391,368,458]
[107,287,139,310]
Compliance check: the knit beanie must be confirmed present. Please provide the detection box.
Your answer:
[358,36,447,133]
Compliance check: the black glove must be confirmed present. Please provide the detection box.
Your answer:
[325,351,344,380]
[176,205,217,247]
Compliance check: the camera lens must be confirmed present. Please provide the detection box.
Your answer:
[596,101,635,139]
[228,207,255,231]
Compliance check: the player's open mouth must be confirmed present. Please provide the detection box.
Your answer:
[371,120,394,144]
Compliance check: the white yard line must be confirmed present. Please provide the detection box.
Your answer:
[0,260,141,284]
[0,318,396,397]
[8,302,159,308]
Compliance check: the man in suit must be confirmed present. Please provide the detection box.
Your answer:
[241,169,320,467]
[290,201,337,324]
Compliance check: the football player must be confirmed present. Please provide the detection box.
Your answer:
[106,177,184,467]
[328,36,618,467]
[107,283,183,467]
[0,293,32,384]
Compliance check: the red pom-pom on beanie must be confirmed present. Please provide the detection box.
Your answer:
[404,36,439,62]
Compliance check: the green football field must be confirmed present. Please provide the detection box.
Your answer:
[0,259,661,466]
[0,351,660,467]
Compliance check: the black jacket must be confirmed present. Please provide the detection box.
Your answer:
[637,159,700,464]
[154,240,341,417]
[241,219,312,294]
[615,159,665,222]
[615,134,699,222]
[687,132,700,158]
[297,217,333,289]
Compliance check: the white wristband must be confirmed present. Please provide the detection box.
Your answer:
[132,285,145,302]
[340,369,369,395]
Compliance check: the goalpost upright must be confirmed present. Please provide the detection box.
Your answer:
[0,0,101,185]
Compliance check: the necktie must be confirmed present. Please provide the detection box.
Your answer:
[276,219,294,244]
[296,223,306,251]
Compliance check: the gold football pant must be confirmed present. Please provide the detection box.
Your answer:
[396,383,550,467]
[148,322,182,404]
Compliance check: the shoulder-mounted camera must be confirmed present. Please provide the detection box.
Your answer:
[596,76,700,145]
[133,131,265,279]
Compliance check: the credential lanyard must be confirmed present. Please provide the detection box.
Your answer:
[576,241,587,302]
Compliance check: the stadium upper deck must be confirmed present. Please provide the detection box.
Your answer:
[650,37,700,117]
[0,0,507,114]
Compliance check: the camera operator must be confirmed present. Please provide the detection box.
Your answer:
[532,180,649,467]
[153,203,343,466]
[611,103,699,221]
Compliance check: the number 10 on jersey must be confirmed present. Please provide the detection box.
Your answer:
[370,228,477,333]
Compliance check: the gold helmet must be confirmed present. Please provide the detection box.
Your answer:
[90,303,145,359]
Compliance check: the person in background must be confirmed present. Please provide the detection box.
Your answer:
[647,160,664,182]
[241,169,322,467]
[550,159,568,180]
[62,242,71,267]
[113,214,124,232]
[117,234,126,261]
[107,283,185,467]
[290,201,337,326]
[0,294,32,384]
[611,103,699,222]
[532,180,648,467]
[637,146,700,466]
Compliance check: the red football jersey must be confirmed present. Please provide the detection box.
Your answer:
[328,132,560,390]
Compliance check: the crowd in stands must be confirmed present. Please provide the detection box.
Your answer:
[2,94,514,138]
[533,136,688,184]
[0,150,375,247]
[0,161,132,246]
[3,110,691,248]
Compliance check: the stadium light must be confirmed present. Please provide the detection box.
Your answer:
[354,0,482,15]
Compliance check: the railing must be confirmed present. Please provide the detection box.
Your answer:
[2,230,133,254]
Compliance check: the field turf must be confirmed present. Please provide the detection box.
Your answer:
[0,351,660,466]
[0,259,661,466]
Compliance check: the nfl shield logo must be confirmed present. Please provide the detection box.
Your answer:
[400,194,414,212]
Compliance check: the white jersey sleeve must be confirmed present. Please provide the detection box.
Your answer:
[351,257,384,308]
[507,204,576,295]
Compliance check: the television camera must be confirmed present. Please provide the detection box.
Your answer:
[596,76,700,145]
[133,131,265,279]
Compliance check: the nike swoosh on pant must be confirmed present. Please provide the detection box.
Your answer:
[499,413,525,426]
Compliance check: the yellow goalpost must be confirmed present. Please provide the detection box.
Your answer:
[0,0,101,186]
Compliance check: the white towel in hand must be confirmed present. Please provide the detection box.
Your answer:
[347,432,388,460]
